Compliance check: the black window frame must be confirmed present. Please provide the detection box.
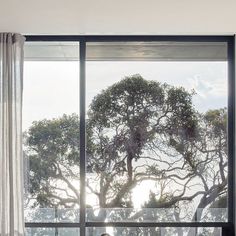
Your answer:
[24,35,235,236]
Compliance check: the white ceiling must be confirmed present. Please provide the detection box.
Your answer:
[0,0,236,35]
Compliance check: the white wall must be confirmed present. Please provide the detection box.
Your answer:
[0,0,236,35]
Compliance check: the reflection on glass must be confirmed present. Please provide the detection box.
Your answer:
[25,228,80,236]
[24,208,80,223]
[86,227,221,236]
[23,43,80,223]
[86,42,228,223]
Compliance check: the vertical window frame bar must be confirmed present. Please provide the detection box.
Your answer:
[227,36,235,226]
[80,40,86,236]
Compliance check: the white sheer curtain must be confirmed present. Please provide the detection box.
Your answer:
[0,33,25,236]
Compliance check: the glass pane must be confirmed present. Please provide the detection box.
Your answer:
[23,42,80,223]
[86,42,228,223]
[86,227,221,236]
[25,228,80,236]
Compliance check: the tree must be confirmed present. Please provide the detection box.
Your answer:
[25,114,80,208]
[24,75,228,235]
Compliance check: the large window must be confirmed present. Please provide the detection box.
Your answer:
[23,37,234,236]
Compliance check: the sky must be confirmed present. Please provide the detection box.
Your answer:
[23,61,227,131]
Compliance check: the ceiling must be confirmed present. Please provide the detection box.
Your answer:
[0,0,235,34]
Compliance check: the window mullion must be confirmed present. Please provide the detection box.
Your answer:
[80,40,86,236]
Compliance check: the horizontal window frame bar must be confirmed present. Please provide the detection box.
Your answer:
[25,222,80,228]
[25,35,233,43]
[25,222,231,228]
[86,222,231,228]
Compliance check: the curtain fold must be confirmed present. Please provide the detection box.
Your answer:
[0,33,25,236]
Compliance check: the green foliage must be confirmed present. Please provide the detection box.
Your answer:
[87,75,198,173]
[27,113,80,164]
[210,195,227,209]
[25,114,80,206]
[143,191,174,209]
[204,108,227,136]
